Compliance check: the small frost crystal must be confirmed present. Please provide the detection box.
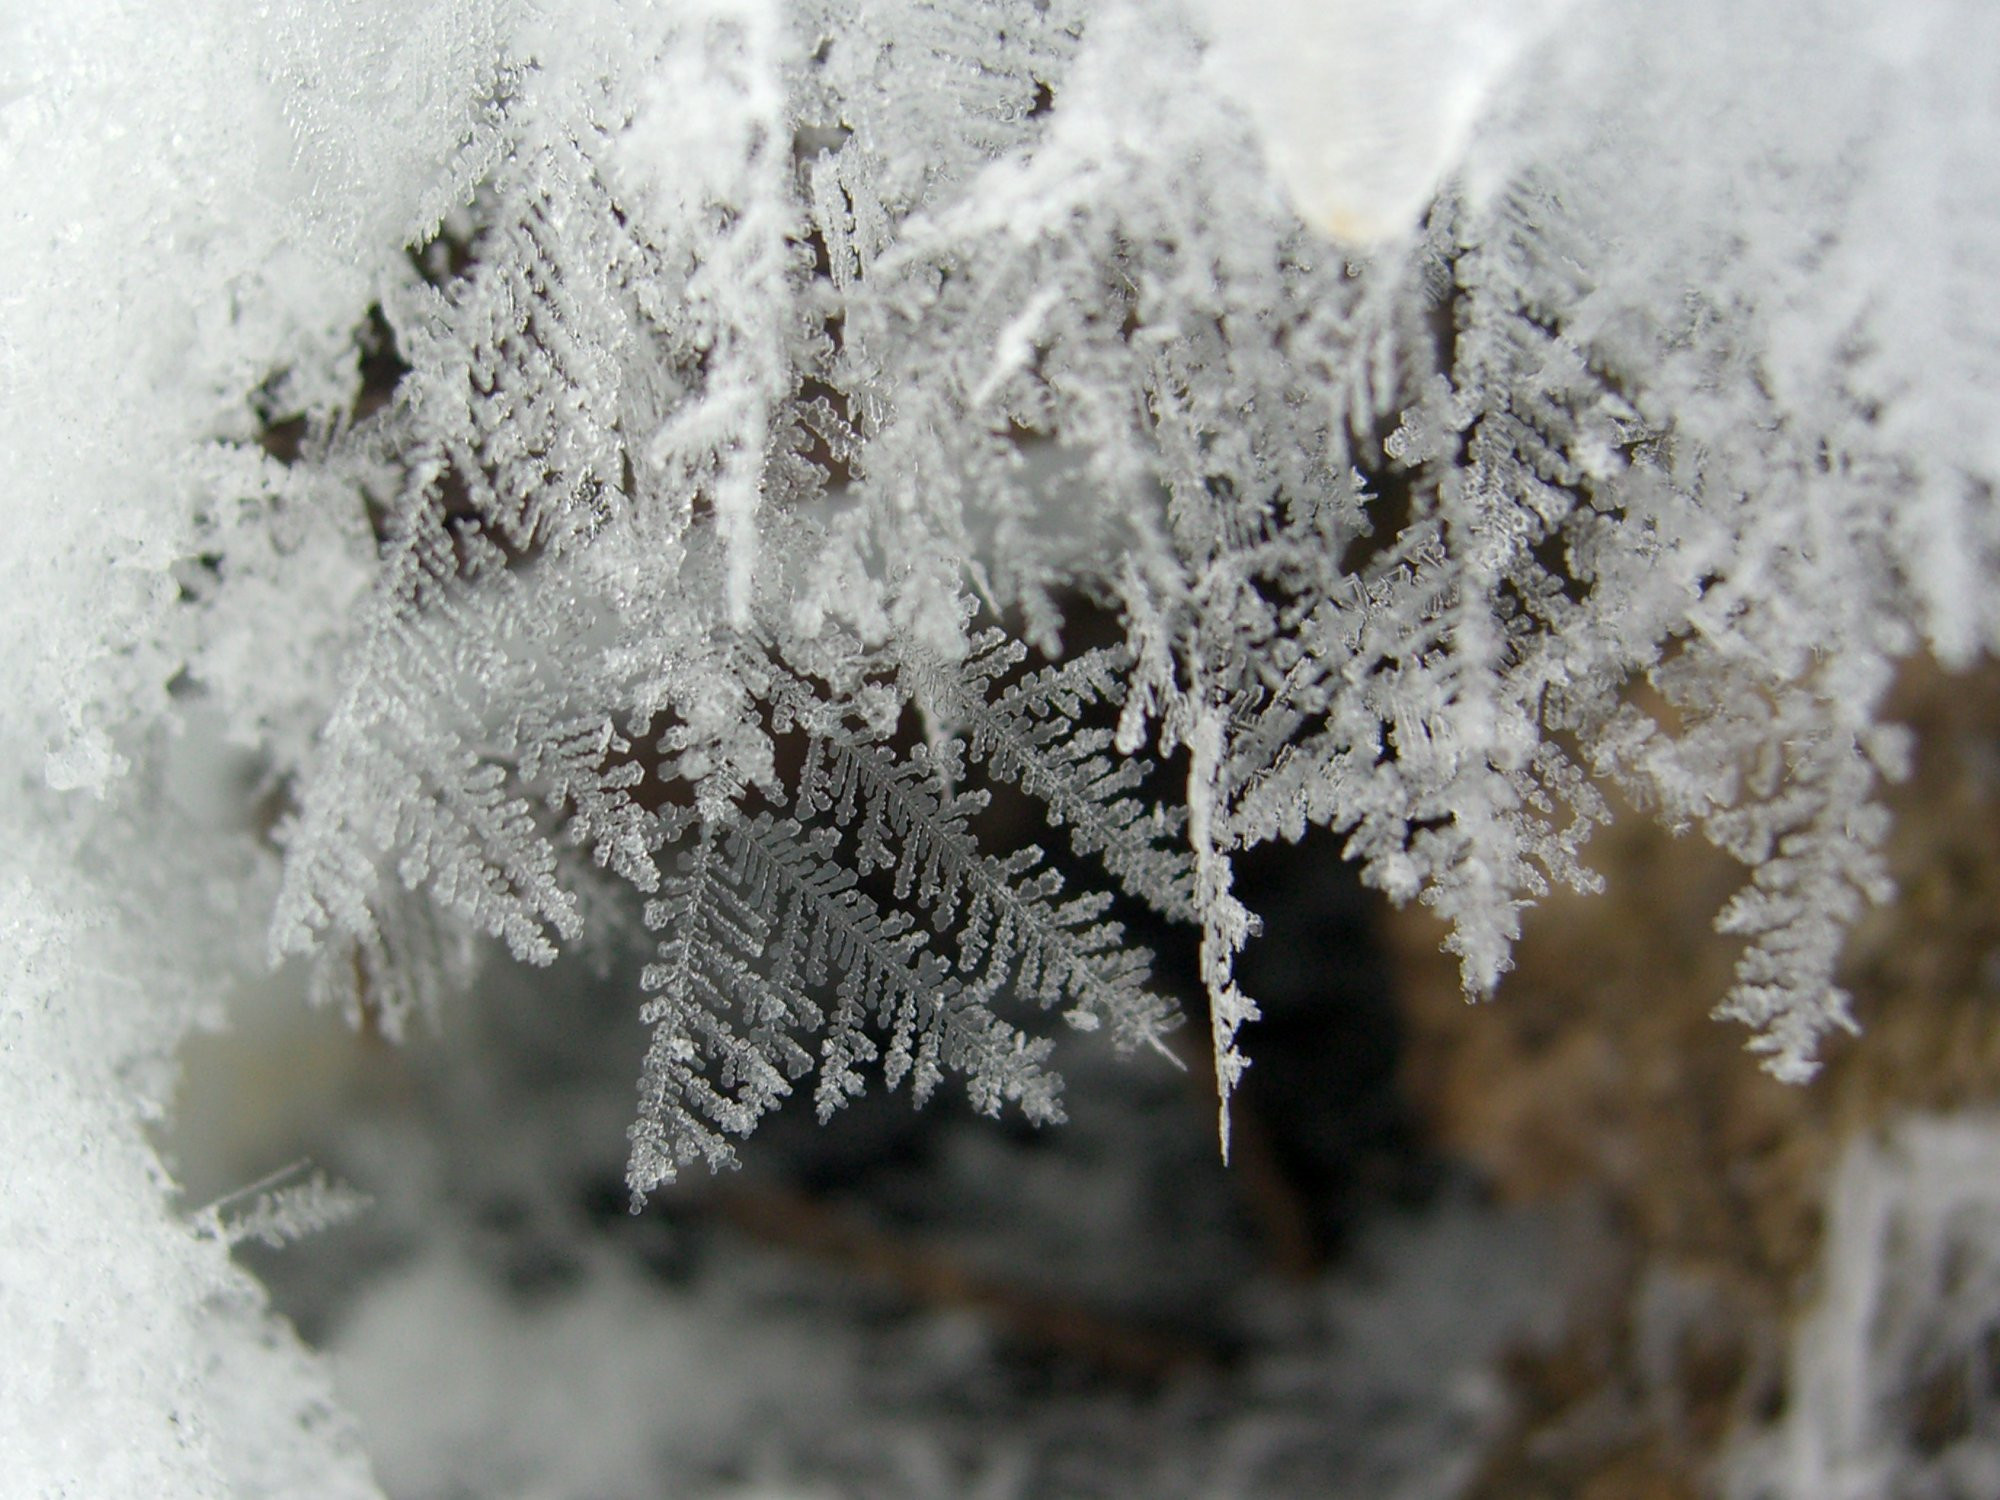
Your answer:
[4,0,2000,1485]
[194,1164,373,1252]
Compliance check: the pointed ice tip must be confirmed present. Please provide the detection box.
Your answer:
[1148,1031,1189,1070]
[1193,0,1563,245]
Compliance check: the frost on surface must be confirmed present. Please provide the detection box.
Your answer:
[4,0,2000,1485]
[0,859,380,1500]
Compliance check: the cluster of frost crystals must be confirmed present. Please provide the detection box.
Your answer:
[1,1,495,1491]
[4,0,2000,1485]
[182,0,1997,1155]
[1198,0,2000,1083]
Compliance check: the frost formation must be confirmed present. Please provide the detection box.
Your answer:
[7,0,2000,1488]
[10,0,2000,1207]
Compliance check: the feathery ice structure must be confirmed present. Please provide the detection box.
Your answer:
[4,0,2000,1491]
